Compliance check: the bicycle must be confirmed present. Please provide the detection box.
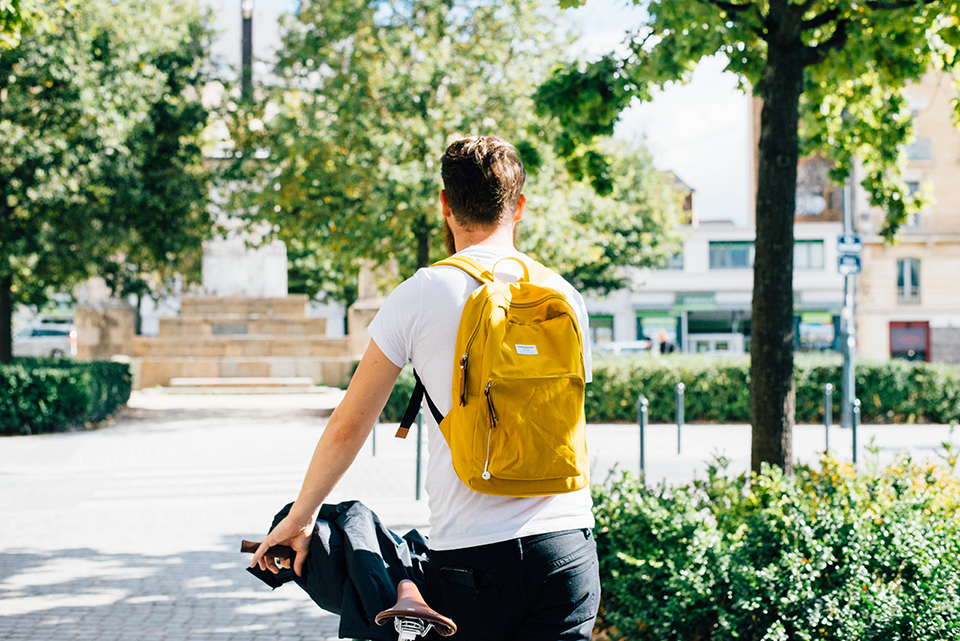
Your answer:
[241,540,457,640]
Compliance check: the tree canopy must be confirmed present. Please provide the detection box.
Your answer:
[537,0,960,472]
[0,0,213,359]
[221,0,683,309]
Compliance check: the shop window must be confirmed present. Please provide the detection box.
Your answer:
[794,240,825,269]
[890,321,929,361]
[709,241,754,269]
[897,258,921,303]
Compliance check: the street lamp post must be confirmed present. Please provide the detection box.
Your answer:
[241,0,254,100]
[840,166,857,432]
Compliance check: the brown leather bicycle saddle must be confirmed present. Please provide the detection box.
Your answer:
[375,580,457,636]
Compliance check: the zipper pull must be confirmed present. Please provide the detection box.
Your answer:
[484,381,498,428]
[459,353,468,406]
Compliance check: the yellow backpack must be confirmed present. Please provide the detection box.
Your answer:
[396,255,589,497]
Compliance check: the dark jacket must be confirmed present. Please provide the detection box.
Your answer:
[248,500,430,641]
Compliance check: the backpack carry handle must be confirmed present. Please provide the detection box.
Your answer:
[491,256,530,282]
[435,255,553,286]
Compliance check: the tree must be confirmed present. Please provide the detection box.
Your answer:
[0,0,213,360]
[0,0,52,49]
[537,0,960,473]
[221,0,683,309]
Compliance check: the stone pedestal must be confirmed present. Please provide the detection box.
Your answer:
[75,302,136,360]
[201,237,288,297]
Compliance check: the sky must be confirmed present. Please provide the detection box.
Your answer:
[563,0,753,225]
[207,0,753,226]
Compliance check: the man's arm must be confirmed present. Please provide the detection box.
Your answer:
[249,339,402,575]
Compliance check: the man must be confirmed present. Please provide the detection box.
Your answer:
[250,136,599,641]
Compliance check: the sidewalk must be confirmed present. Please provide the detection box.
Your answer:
[0,390,955,640]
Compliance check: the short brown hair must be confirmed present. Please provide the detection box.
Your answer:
[441,136,525,229]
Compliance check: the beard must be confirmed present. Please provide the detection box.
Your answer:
[444,217,457,256]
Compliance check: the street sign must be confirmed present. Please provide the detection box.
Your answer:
[837,233,863,255]
[838,254,862,276]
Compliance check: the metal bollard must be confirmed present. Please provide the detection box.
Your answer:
[852,398,861,469]
[824,383,833,452]
[415,410,424,500]
[636,396,648,476]
[676,382,685,455]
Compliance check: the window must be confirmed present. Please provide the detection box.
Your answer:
[904,182,921,229]
[794,240,825,269]
[589,315,614,344]
[709,241,755,269]
[897,258,921,303]
[667,253,684,270]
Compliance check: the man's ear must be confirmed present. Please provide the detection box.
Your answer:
[512,194,526,224]
[440,189,452,219]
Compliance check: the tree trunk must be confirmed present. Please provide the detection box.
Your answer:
[750,39,806,475]
[134,293,143,336]
[415,213,430,269]
[0,272,12,364]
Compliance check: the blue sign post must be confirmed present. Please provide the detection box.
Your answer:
[837,254,862,276]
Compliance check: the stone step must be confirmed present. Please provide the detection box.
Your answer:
[164,376,320,394]
[158,316,328,337]
[132,335,351,358]
[168,376,315,387]
[179,295,308,317]
[134,356,356,389]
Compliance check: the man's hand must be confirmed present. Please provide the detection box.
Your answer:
[249,512,314,577]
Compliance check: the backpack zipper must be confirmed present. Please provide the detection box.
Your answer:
[482,381,498,480]
[459,353,468,406]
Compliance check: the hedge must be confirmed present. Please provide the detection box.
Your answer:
[586,355,960,424]
[0,359,133,436]
[379,356,960,425]
[592,456,960,640]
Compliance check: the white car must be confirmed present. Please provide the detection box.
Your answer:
[13,323,77,358]
[592,340,654,356]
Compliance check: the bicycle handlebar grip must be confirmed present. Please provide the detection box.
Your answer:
[240,539,296,560]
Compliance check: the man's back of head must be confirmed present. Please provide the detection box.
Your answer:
[441,136,526,231]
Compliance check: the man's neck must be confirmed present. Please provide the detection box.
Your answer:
[455,225,515,253]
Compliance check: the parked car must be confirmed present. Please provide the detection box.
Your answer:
[13,321,77,358]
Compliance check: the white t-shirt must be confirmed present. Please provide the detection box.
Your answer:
[368,244,595,550]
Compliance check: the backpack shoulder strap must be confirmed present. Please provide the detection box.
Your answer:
[396,370,444,439]
[526,260,556,286]
[432,256,495,283]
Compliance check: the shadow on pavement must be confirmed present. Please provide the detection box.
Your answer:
[0,536,340,641]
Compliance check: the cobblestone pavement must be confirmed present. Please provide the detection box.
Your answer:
[1,389,956,640]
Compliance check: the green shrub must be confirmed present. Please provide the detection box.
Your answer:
[0,359,132,436]
[593,455,960,640]
[587,355,960,424]
[381,367,417,422]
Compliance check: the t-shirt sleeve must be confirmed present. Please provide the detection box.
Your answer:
[367,275,422,369]
[575,294,593,385]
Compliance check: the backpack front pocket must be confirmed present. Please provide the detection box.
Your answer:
[482,375,586,482]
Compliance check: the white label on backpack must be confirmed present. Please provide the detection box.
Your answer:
[515,344,538,355]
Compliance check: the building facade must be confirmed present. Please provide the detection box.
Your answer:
[856,72,960,363]
[585,219,846,354]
